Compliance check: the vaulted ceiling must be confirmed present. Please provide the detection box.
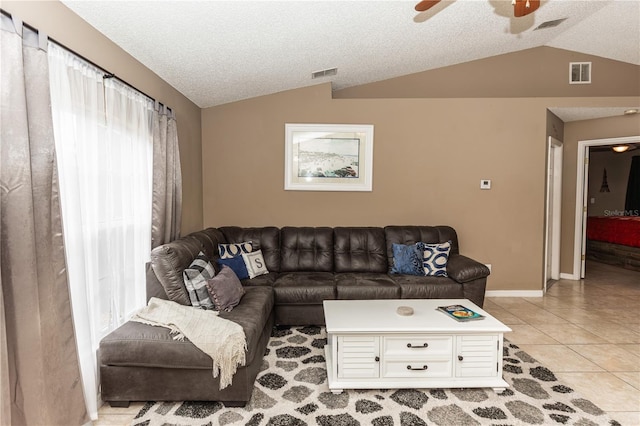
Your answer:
[61,0,640,110]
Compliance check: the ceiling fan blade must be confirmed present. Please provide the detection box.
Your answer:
[513,0,540,17]
[415,0,441,12]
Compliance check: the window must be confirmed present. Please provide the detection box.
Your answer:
[569,62,591,84]
[48,42,153,417]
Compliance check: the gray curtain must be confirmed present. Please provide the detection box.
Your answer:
[151,104,182,248]
[0,13,89,426]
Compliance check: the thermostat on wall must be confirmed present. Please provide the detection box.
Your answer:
[480,179,491,190]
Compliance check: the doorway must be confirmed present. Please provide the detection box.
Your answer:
[573,135,640,279]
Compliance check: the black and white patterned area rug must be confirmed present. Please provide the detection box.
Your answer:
[132,326,621,426]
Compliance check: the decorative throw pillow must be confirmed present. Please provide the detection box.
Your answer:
[390,243,425,276]
[242,249,269,279]
[217,255,250,280]
[205,265,245,312]
[218,241,253,259]
[182,251,216,309]
[421,241,451,277]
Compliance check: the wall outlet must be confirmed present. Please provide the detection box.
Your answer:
[480,179,491,189]
[485,264,492,273]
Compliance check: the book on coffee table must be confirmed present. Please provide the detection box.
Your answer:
[437,304,485,322]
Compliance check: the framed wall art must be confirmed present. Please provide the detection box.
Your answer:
[284,123,374,191]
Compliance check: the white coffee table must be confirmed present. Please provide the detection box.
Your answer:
[323,299,511,394]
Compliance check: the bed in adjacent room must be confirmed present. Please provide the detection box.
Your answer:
[586,216,640,272]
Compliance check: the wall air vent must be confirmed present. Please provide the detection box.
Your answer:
[534,18,567,30]
[312,67,337,79]
[570,62,592,84]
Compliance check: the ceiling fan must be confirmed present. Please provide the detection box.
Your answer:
[415,0,540,17]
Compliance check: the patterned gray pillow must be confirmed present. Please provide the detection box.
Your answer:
[182,251,216,309]
[206,265,245,312]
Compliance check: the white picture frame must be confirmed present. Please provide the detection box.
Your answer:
[284,123,374,191]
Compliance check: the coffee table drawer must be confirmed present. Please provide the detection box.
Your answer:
[383,335,453,357]
[382,359,452,378]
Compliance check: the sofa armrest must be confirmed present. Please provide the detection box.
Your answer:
[446,255,490,284]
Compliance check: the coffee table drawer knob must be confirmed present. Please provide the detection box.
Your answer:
[406,343,429,349]
[407,365,429,371]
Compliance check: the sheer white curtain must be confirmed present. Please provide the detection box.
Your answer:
[48,42,154,419]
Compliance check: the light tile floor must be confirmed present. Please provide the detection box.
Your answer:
[96,260,640,425]
[486,261,640,425]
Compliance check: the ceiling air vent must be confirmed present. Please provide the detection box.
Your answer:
[534,18,567,30]
[570,62,591,84]
[312,67,337,79]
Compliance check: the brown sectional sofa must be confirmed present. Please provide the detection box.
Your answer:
[99,225,490,407]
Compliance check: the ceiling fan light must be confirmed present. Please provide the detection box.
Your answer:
[612,145,630,153]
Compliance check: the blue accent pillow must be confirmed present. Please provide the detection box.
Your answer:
[390,243,425,275]
[217,255,249,280]
[420,241,451,277]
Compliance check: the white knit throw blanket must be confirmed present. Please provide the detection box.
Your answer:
[130,297,247,390]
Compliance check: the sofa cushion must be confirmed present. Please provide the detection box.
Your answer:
[273,272,335,304]
[220,227,281,272]
[280,227,334,272]
[334,227,387,273]
[218,286,273,364]
[100,286,273,369]
[183,251,216,309]
[390,274,464,299]
[240,272,278,287]
[335,273,400,299]
[186,228,227,262]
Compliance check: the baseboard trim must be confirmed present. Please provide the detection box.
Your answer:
[559,272,579,280]
[485,290,544,298]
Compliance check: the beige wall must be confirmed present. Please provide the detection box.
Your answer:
[560,116,640,275]
[8,0,637,289]
[334,47,640,99]
[2,1,203,233]
[202,80,639,291]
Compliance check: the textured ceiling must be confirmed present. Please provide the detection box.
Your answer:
[61,0,640,109]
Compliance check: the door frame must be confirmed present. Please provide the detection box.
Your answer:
[543,137,563,291]
[572,135,640,279]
